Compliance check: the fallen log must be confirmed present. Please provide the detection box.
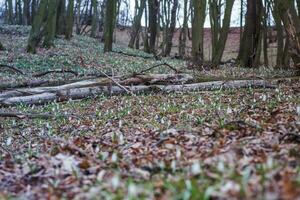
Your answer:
[0,112,57,119]
[0,80,276,107]
[0,74,193,98]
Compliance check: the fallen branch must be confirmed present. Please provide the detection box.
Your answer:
[33,69,79,78]
[0,112,57,119]
[0,64,25,75]
[0,80,276,107]
[112,50,158,60]
[0,74,193,98]
[138,63,181,74]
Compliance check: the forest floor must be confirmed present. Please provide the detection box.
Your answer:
[0,26,300,199]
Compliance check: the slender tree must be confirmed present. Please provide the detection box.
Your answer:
[276,0,300,69]
[91,0,99,38]
[148,0,159,53]
[27,0,48,53]
[237,0,263,67]
[210,0,235,66]
[179,0,188,58]
[128,0,146,48]
[191,0,207,65]
[43,0,59,48]
[104,0,117,52]
[7,0,13,24]
[66,0,75,39]
[163,0,179,56]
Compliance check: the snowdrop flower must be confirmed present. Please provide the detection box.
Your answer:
[111,152,118,162]
[191,161,201,175]
[297,105,300,116]
[128,183,137,197]
[226,107,233,114]
[6,137,12,146]
[111,175,120,190]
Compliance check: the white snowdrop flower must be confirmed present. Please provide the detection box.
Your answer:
[111,152,118,162]
[217,162,225,172]
[226,107,233,114]
[171,160,176,172]
[97,170,106,182]
[198,97,204,104]
[261,94,267,101]
[118,133,124,145]
[297,105,300,116]
[128,183,137,197]
[111,175,120,190]
[185,180,192,190]
[6,137,12,146]
[191,161,201,175]
[267,157,273,169]
[176,148,181,159]
[55,154,79,173]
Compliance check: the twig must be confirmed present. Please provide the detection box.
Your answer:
[138,62,181,74]
[112,50,156,60]
[0,112,72,119]
[33,69,79,78]
[0,64,25,75]
[96,70,135,96]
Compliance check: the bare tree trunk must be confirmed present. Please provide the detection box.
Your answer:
[128,0,146,48]
[90,0,99,38]
[43,0,59,48]
[56,0,66,35]
[191,0,207,65]
[237,0,263,68]
[104,0,117,52]
[66,0,75,39]
[277,0,300,69]
[163,0,178,56]
[27,0,48,53]
[179,0,188,58]
[75,0,81,34]
[148,0,159,53]
[210,0,235,67]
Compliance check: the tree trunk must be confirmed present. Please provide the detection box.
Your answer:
[7,0,13,24]
[75,0,81,34]
[56,0,66,35]
[104,0,117,52]
[128,0,146,48]
[23,0,30,25]
[148,0,159,53]
[27,0,48,53]
[163,0,178,56]
[90,0,99,38]
[237,0,263,68]
[277,0,300,69]
[211,0,235,67]
[191,0,207,65]
[178,0,188,58]
[43,0,59,48]
[66,0,75,39]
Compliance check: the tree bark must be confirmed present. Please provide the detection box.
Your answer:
[128,0,146,48]
[237,0,263,68]
[27,0,48,53]
[210,0,235,67]
[277,0,300,69]
[148,0,159,53]
[104,0,117,52]
[191,0,207,65]
[163,0,178,56]
[90,0,99,38]
[178,0,188,58]
[43,0,59,48]
[66,0,75,39]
